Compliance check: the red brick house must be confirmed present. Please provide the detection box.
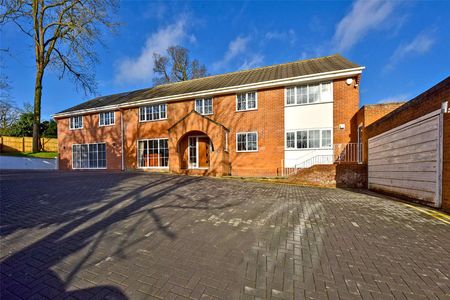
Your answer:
[54,54,364,176]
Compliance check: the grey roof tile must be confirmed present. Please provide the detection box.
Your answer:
[58,54,360,114]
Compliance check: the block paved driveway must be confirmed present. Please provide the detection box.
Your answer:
[1,171,449,300]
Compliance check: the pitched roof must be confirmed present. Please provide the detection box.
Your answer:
[57,54,361,115]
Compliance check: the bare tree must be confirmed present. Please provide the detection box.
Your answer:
[153,46,207,85]
[1,0,118,151]
[0,100,20,134]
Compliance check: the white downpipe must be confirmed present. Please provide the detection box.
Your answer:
[120,110,125,171]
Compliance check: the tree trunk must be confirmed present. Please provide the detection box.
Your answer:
[32,67,43,152]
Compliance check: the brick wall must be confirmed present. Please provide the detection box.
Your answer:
[57,112,123,170]
[333,77,360,144]
[442,113,450,213]
[365,77,450,139]
[212,88,285,176]
[356,103,405,162]
[57,79,358,176]
[57,87,285,176]
[287,164,367,188]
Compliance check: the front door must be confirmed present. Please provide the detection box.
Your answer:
[188,136,210,169]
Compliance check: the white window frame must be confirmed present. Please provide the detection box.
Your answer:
[72,142,106,169]
[236,131,258,152]
[195,98,213,115]
[139,104,168,122]
[284,82,333,106]
[136,138,169,169]
[69,116,83,130]
[236,91,258,112]
[99,111,115,127]
[285,128,333,150]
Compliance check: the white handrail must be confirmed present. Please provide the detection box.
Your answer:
[281,143,362,176]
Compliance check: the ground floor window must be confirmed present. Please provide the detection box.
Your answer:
[236,132,258,152]
[72,143,106,169]
[138,138,169,168]
[286,129,332,149]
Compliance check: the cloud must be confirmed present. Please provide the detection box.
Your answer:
[333,0,395,52]
[264,29,297,45]
[391,32,435,61]
[115,18,190,83]
[213,36,251,71]
[240,54,264,70]
[384,31,435,71]
[377,93,409,104]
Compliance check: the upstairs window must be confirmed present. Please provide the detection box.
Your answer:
[195,98,213,115]
[99,111,115,126]
[236,92,257,111]
[285,82,332,106]
[139,104,167,122]
[236,132,258,152]
[70,116,83,129]
[286,129,332,149]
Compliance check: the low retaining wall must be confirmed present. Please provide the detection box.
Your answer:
[287,164,367,188]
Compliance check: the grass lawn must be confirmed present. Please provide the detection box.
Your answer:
[0,152,58,159]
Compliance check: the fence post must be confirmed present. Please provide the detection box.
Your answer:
[0,136,2,153]
[22,137,25,152]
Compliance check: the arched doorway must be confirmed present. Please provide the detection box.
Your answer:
[178,131,214,170]
[167,110,230,176]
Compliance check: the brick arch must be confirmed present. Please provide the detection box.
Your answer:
[168,110,230,176]
[176,130,214,151]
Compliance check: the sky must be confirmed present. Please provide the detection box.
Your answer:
[1,0,449,120]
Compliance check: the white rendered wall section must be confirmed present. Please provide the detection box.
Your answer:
[284,102,333,167]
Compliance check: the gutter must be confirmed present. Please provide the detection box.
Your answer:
[52,67,365,118]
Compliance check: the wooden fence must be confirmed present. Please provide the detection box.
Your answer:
[0,136,58,152]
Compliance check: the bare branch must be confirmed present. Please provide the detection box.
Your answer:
[152,46,208,85]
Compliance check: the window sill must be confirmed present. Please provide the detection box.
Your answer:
[69,127,83,130]
[236,150,259,153]
[285,148,332,151]
[285,101,333,107]
[138,166,169,169]
[236,108,258,112]
[99,124,115,127]
[139,118,168,123]
[73,167,107,170]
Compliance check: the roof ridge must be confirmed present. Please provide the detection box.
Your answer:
[154,54,344,89]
